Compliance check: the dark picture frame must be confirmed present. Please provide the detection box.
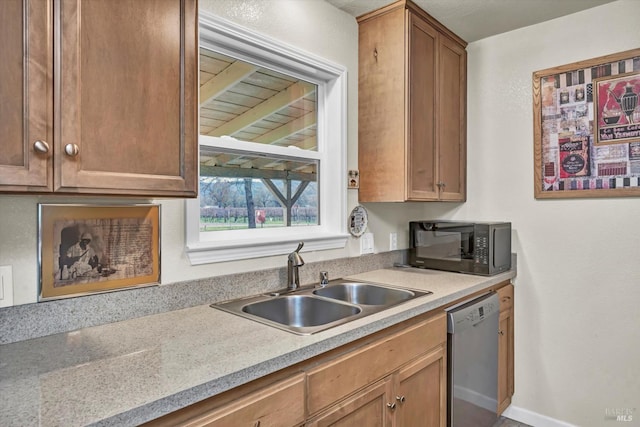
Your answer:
[533,48,640,198]
[39,204,160,301]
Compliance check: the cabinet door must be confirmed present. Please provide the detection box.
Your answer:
[497,283,513,312]
[0,0,52,191]
[357,6,406,202]
[307,378,393,427]
[56,0,197,197]
[407,12,438,200]
[396,345,447,427]
[497,285,514,414]
[437,35,467,201]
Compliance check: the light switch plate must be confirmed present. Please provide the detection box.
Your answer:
[389,232,398,250]
[360,232,374,255]
[0,265,14,308]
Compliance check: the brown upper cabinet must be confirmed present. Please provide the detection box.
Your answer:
[0,0,198,197]
[358,0,467,202]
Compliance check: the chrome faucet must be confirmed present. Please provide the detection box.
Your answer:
[287,242,305,291]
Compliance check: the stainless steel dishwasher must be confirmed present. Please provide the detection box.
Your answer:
[447,292,500,427]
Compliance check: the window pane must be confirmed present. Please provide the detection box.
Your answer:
[199,148,318,231]
[199,48,318,151]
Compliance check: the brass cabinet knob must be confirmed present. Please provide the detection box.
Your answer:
[387,402,396,410]
[33,140,50,154]
[396,395,406,403]
[64,143,80,157]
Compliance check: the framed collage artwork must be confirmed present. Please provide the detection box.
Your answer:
[533,48,640,198]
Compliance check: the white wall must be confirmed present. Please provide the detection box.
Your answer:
[462,1,640,425]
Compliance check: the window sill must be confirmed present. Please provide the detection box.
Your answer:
[185,232,349,265]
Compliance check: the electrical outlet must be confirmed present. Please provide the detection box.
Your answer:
[389,232,398,250]
[360,232,374,255]
[0,265,14,308]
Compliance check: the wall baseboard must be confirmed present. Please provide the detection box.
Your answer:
[503,405,579,427]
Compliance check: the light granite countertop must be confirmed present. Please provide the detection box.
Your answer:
[0,266,516,426]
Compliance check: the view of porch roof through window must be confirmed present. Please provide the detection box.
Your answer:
[198,48,321,231]
[199,48,318,159]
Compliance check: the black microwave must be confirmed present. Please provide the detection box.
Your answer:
[408,220,511,276]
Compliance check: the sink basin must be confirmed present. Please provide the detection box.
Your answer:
[211,279,432,335]
[242,295,361,328]
[313,282,415,305]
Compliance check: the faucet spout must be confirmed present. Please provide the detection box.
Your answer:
[287,242,305,291]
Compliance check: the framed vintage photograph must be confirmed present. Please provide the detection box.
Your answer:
[39,204,160,301]
[533,48,640,198]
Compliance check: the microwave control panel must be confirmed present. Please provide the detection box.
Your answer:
[474,232,489,265]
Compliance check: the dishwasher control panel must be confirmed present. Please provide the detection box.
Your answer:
[446,292,499,333]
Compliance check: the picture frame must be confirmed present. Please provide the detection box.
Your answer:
[39,204,160,301]
[533,48,640,198]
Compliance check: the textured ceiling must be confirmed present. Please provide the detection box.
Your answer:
[325,0,616,42]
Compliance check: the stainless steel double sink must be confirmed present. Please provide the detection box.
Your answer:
[211,280,432,335]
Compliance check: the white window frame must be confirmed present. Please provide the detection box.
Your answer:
[186,12,348,265]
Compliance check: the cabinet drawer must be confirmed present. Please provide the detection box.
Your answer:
[181,373,305,427]
[306,312,446,415]
[497,284,514,312]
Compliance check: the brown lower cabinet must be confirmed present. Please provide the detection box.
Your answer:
[396,347,446,426]
[497,284,515,414]
[307,345,446,427]
[307,313,446,426]
[146,282,514,427]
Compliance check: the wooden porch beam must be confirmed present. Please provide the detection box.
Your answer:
[207,81,316,137]
[200,165,317,182]
[252,111,316,145]
[200,61,258,106]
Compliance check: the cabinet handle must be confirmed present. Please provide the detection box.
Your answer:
[387,402,396,410]
[253,421,261,427]
[64,143,80,157]
[437,181,446,189]
[396,395,406,403]
[498,330,505,335]
[33,140,50,154]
